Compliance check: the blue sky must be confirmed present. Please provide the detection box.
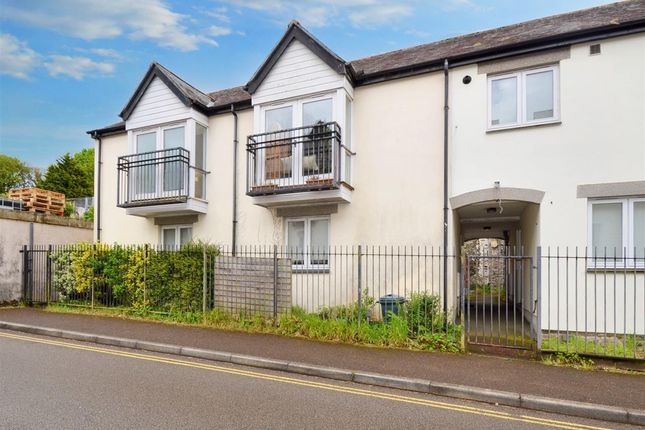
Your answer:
[0,0,611,168]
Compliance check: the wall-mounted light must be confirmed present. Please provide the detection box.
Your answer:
[486,207,497,214]
[462,75,472,84]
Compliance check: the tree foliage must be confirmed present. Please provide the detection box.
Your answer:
[0,154,34,194]
[37,150,94,198]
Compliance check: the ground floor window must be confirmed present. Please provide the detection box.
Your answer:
[161,225,193,248]
[286,216,329,268]
[589,197,644,265]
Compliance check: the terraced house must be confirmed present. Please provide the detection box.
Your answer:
[89,1,645,354]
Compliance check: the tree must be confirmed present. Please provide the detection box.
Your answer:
[73,148,94,182]
[37,153,93,198]
[0,154,34,195]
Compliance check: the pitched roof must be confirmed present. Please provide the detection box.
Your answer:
[119,62,214,120]
[207,86,251,110]
[92,1,645,136]
[350,0,645,81]
[245,20,349,94]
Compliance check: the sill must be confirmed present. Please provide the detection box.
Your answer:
[586,265,645,273]
[292,268,330,274]
[486,120,561,133]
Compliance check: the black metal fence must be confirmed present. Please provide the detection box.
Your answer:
[18,243,645,359]
[539,247,645,360]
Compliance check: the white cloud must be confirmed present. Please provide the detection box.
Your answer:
[221,0,414,28]
[0,33,40,79]
[207,25,233,37]
[2,0,217,51]
[205,6,231,23]
[44,55,115,80]
[89,48,123,59]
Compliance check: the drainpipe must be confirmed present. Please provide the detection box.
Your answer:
[91,132,102,243]
[442,58,449,319]
[231,104,239,255]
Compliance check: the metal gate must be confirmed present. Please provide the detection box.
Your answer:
[21,245,57,305]
[463,253,537,350]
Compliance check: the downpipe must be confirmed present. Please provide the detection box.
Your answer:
[91,132,102,243]
[442,59,449,325]
[231,104,239,255]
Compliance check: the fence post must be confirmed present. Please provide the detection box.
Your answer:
[536,246,542,351]
[273,244,278,321]
[91,244,96,309]
[357,245,363,326]
[144,244,149,310]
[202,244,207,315]
[46,245,52,303]
[21,245,28,304]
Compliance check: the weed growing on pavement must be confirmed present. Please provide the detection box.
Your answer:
[542,352,595,370]
[45,303,462,353]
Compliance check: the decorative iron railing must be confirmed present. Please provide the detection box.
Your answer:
[246,121,352,196]
[117,147,207,208]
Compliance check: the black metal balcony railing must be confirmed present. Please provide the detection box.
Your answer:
[246,121,352,196]
[117,147,207,208]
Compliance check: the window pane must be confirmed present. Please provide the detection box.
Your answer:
[137,132,156,153]
[136,132,156,195]
[163,127,185,192]
[303,99,332,126]
[265,106,293,180]
[310,219,329,265]
[303,100,333,177]
[162,229,176,248]
[490,76,517,126]
[287,220,305,265]
[266,106,292,131]
[634,202,645,258]
[526,70,554,121]
[179,227,192,246]
[163,127,184,149]
[592,203,623,257]
[344,96,352,184]
[194,124,206,199]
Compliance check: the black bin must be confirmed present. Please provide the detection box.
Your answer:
[379,294,406,323]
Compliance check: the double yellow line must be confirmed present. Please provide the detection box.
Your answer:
[0,331,611,430]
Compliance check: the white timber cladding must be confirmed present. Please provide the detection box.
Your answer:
[252,39,350,105]
[126,76,192,130]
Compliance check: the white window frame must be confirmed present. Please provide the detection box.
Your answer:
[587,197,645,268]
[285,216,330,269]
[487,65,560,131]
[160,225,193,249]
[259,94,336,185]
[129,119,208,200]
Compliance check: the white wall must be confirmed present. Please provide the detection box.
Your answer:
[126,77,192,130]
[253,40,348,105]
[97,132,159,244]
[450,34,645,248]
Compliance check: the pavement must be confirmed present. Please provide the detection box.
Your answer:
[1,329,638,430]
[0,307,644,424]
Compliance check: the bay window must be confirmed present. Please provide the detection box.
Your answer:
[488,65,559,130]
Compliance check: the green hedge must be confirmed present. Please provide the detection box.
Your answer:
[51,243,219,312]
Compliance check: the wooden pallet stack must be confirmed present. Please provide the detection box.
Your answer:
[8,188,65,216]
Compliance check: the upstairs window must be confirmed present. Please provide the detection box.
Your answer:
[488,65,559,130]
[589,198,645,266]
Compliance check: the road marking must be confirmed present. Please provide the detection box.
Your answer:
[0,331,612,430]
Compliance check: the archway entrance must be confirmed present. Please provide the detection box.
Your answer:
[451,187,543,351]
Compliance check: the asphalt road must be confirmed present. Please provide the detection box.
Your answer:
[0,329,637,430]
